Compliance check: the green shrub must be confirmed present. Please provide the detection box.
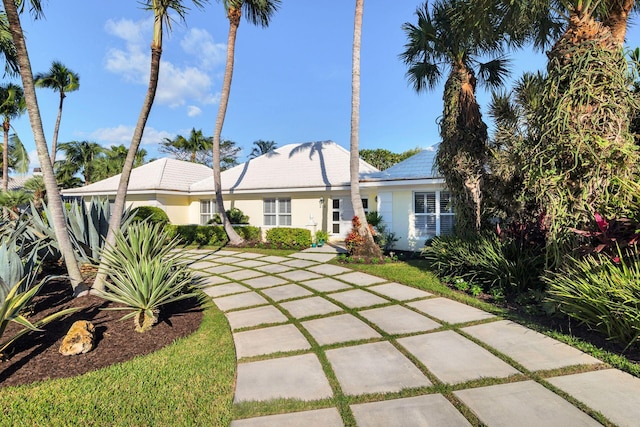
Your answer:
[315,230,329,242]
[546,249,640,349]
[266,227,312,248]
[165,224,260,246]
[132,206,170,225]
[227,208,249,224]
[422,233,546,301]
[235,225,261,242]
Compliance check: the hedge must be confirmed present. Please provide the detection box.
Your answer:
[265,227,312,249]
[166,225,260,246]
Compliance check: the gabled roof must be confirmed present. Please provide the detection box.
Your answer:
[362,147,441,182]
[62,158,213,196]
[190,141,379,194]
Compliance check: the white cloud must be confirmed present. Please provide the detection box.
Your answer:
[187,105,202,117]
[103,18,218,109]
[89,125,173,146]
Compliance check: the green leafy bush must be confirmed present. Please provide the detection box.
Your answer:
[315,230,329,243]
[266,227,311,248]
[546,249,640,349]
[226,207,249,224]
[236,225,261,241]
[97,222,203,333]
[131,206,170,225]
[166,224,260,246]
[366,211,399,252]
[422,233,545,301]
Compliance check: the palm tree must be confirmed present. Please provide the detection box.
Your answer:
[0,83,25,192]
[0,189,31,219]
[95,0,206,292]
[248,140,276,159]
[1,0,85,294]
[213,0,281,246]
[0,13,18,76]
[400,0,510,234]
[34,61,80,165]
[160,128,212,163]
[349,0,381,259]
[94,144,147,181]
[23,174,45,208]
[4,133,29,176]
[57,140,104,185]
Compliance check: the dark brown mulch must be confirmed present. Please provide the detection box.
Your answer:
[0,277,203,388]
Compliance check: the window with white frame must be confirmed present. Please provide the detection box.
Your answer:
[199,199,217,225]
[414,191,454,237]
[264,198,291,226]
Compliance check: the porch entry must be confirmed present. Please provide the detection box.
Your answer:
[331,197,369,239]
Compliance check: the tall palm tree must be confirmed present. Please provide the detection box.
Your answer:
[0,83,25,192]
[34,61,80,164]
[349,0,381,258]
[95,0,206,292]
[1,0,85,293]
[0,13,18,76]
[248,139,276,159]
[94,144,147,181]
[401,0,510,234]
[160,127,212,163]
[213,0,281,246]
[57,140,104,185]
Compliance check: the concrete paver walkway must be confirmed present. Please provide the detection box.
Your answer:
[184,246,640,426]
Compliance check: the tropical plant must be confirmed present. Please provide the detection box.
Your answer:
[0,189,31,219]
[131,205,170,225]
[349,0,381,259]
[160,128,212,164]
[23,174,45,208]
[34,61,80,164]
[0,12,18,77]
[3,133,29,177]
[97,222,203,333]
[366,211,399,252]
[95,0,207,293]
[225,207,248,224]
[358,147,421,171]
[212,0,281,246]
[570,212,640,257]
[0,238,39,297]
[0,0,85,293]
[56,140,104,185]
[0,82,25,192]
[248,139,277,159]
[401,0,511,235]
[93,144,147,181]
[546,248,640,349]
[315,229,329,243]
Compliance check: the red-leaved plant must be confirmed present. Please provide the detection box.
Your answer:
[570,212,640,257]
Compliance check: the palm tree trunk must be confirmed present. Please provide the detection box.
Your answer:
[350,0,381,259]
[2,0,85,294]
[603,0,634,46]
[2,121,8,192]
[213,8,244,246]
[93,41,162,292]
[50,94,64,164]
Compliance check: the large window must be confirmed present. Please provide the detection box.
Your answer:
[264,198,291,226]
[414,191,454,237]
[199,199,217,225]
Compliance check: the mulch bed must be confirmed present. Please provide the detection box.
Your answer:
[0,277,203,388]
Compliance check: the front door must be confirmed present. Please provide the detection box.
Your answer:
[331,197,368,239]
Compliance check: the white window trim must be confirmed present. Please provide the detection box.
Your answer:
[199,199,217,225]
[264,198,292,226]
[413,191,454,237]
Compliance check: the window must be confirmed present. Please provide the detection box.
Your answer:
[199,199,216,225]
[414,191,454,237]
[264,198,291,226]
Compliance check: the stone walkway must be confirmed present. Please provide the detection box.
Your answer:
[184,246,640,427]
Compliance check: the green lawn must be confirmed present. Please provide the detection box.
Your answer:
[0,304,236,427]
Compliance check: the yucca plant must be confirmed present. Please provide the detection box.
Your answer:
[97,222,203,333]
[0,277,77,360]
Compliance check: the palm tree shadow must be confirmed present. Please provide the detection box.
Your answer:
[229,150,282,193]
[289,140,333,189]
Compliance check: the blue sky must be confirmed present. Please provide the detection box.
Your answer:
[7,1,640,172]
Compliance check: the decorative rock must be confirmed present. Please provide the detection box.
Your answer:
[59,320,95,356]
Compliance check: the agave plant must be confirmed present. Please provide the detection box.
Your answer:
[97,222,203,333]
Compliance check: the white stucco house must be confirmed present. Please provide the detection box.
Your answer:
[63,141,453,251]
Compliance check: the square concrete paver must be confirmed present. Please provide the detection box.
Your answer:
[351,395,471,427]
[281,259,318,268]
[462,320,601,372]
[226,305,288,330]
[235,260,269,268]
[454,381,600,427]
[254,264,294,274]
[301,277,353,293]
[214,250,242,256]
[329,289,388,309]
[233,252,265,259]
[206,264,242,275]
[290,252,337,263]
[399,331,520,384]
[360,305,440,335]
[408,298,495,324]
[213,292,268,312]
[259,255,290,263]
[278,270,322,282]
[306,264,352,276]
[243,276,289,289]
[230,408,343,427]
[302,313,381,345]
[262,284,313,302]
[326,341,431,395]
[188,260,218,270]
[234,324,310,358]
[214,256,245,264]
[548,369,640,427]
[234,354,333,402]
[368,283,433,301]
[280,296,343,319]
[335,271,387,286]
[197,275,229,286]
[203,282,249,298]
[223,269,265,281]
